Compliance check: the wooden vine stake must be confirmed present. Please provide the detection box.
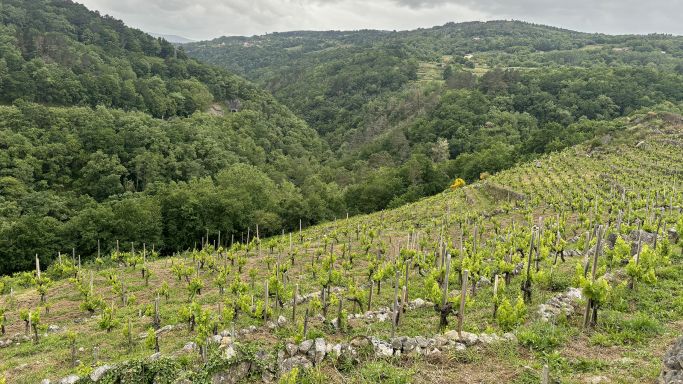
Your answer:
[584,225,604,328]
[35,255,41,279]
[629,222,643,290]
[492,274,499,317]
[292,283,298,323]
[458,269,469,339]
[541,365,550,384]
[438,252,452,330]
[522,227,536,303]
[264,280,269,322]
[391,270,399,338]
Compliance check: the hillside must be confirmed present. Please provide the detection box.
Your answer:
[186,21,683,213]
[0,110,681,383]
[0,0,345,275]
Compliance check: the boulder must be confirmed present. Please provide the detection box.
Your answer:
[660,337,683,384]
[502,333,517,343]
[415,336,429,348]
[390,337,404,351]
[285,343,298,357]
[478,333,501,344]
[299,339,313,354]
[313,338,326,365]
[277,315,287,327]
[403,337,417,353]
[279,356,312,374]
[444,330,478,346]
[629,229,657,245]
[59,375,80,384]
[182,342,197,352]
[211,361,251,384]
[156,324,174,335]
[90,365,112,382]
[370,338,393,357]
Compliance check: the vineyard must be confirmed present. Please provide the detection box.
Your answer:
[1,111,682,383]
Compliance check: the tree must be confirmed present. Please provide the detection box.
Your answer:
[79,151,126,201]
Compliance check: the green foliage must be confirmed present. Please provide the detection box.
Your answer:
[626,244,658,285]
[187,276,204,300]
[607,236,630,269]
[98,304,119,332]
[496,296,527,331]
[145,327,157,351]
[279,367,299,384]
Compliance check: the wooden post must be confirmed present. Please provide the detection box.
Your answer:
[403,262,409,308]
[523,228,536,303]
[264,280,269,322]
[97,239,100,260]
[541,365,549,384]
[368,280,374,311]
[336,292,343,332]
[458,269,468,338]
[442,253,451,308]
[630,224,643,290]
[492,274,499,317]
[303,308,309,339]
[35,255,41,279]
[292,283,298,323]
[584,225,603,327]
[391,270,399,338]
[154,295,160,329]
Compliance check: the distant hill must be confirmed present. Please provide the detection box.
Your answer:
[0,0,337,274]
[186,20,683,211]
[149,32,195,44]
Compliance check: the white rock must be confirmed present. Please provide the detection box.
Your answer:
[503,332,517,343]
[277,315,287,327]
[59,375,80,384]
[313,338,326,365]
[299,339,313,353]
[224,344,237,360]
[90,365,112,382]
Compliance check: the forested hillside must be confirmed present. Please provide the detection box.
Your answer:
[0,0,340,275]
[186,21,683,211]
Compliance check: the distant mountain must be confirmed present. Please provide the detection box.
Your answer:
[149,32,195,44]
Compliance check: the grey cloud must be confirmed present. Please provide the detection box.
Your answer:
[77,0,683,39]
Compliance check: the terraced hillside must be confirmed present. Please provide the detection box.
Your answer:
[0,111,682,383]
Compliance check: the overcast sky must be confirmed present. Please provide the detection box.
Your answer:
[78,0,682,41]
